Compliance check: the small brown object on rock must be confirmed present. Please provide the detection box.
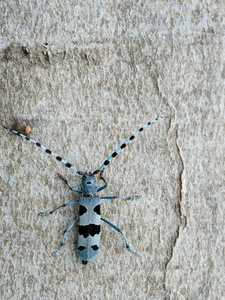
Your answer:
[25,126,32,134]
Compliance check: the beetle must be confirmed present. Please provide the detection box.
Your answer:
[4,116,166,264]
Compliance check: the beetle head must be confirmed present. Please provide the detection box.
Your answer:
[81,173,97,194]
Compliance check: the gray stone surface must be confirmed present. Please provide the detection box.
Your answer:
[0,1,224,299]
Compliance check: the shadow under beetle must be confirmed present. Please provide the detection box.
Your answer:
[4,116,166,264]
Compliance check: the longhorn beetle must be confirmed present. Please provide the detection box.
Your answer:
[4,116,166,264]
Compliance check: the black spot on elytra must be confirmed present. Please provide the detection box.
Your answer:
[93,205,100,215]
[79,205,87,216]
[90,224,100,236]
[78,246,86,251]
[79,224,100,238]
[91,245,99,251]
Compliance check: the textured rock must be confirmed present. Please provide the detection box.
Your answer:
[0,1,224,299]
